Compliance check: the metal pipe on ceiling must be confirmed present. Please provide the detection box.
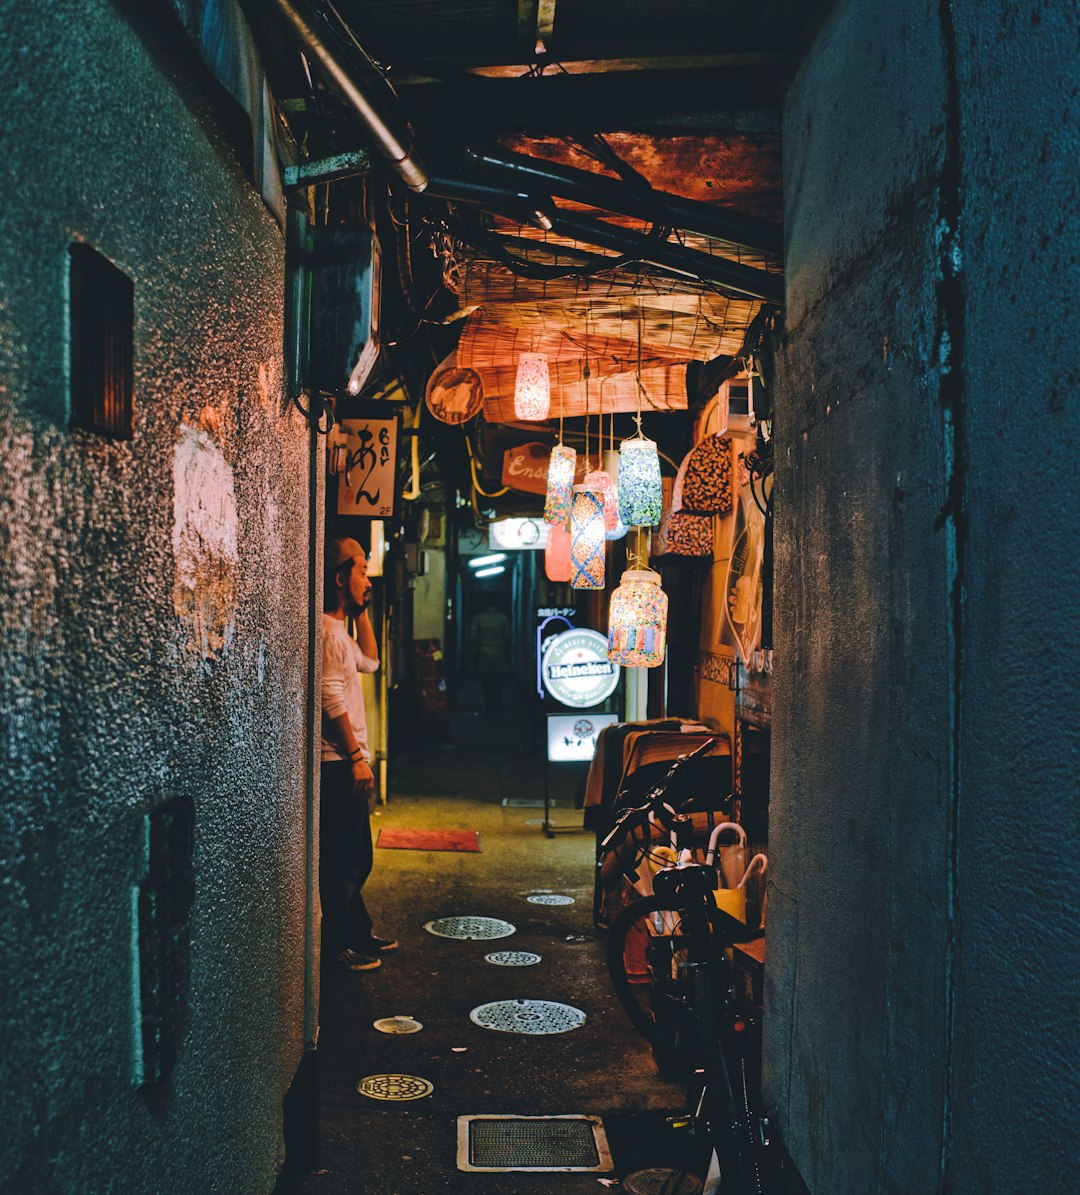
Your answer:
[549,210,784,303]
[265,0,430,192]
[466,145,783,258]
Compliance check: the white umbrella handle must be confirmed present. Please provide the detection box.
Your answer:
[738,853,768,889]
[705,821,747,866]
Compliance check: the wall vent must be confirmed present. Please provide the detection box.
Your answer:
[132,794,194,1087]
[69,243,134,439]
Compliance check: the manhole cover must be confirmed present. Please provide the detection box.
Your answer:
[527,894,576,906]
[457,1115,612,1172]
[484,951,542,967]
[469,999,586,1034]
[373,1016,423,1034]
[424,916,517,940]
[623,1168,703,1195]
[356,1074,433,1101]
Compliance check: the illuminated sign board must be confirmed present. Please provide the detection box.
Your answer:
[541,628,620,709]
[546,713,620,762]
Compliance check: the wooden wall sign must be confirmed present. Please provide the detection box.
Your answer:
[336,416,400,518]
[501,441,551,494]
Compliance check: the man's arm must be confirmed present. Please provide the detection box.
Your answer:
[354,610,379,671]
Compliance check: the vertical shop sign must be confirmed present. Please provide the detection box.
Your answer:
[336,416,399,518]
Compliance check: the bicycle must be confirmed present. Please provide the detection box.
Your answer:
[598,742,776,1195]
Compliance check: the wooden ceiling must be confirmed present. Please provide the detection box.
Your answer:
[270,1,837,426]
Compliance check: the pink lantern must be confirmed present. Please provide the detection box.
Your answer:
[545,521,572,582]
[584,467,618,533]
[514,353,551,421]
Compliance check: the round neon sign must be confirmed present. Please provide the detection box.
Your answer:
[541,628,621,709]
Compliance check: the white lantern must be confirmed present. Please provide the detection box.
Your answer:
[543,443,576,526]
[617,437,663,527]
[601,448,628,540]
[514,353,550,421]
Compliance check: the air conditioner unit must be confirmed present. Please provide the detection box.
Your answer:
[307,225,381,396]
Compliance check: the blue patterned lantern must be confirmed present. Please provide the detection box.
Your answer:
[570,485,606,590]
[617,437,663,527]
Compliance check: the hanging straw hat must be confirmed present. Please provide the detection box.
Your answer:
[425,351,484,424]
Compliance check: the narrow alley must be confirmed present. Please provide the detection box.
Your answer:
[279,681,696,1194]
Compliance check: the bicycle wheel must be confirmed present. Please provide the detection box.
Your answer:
[606,895,698,1077]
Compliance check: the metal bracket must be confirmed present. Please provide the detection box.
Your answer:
[284,149,372,189]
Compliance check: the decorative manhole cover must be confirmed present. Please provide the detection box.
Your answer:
[373,1016,423,1034]
[469,999,586,1035]
[527,894,576,906]
[424,916,517,940]
[356,1074,433,1101]
[484,951,542,967]
[623,1168,703,1195]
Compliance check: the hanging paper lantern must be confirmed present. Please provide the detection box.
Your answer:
[545,521,572,582]
[543,443,577,526]
[617,437,663,527]
[601,448,628,541]
[514,353,550,421]
[608,568,668,667]
[570,485,606,590]
[584,467,618,533]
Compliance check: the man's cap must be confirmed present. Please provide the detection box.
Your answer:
[328,537,365,571]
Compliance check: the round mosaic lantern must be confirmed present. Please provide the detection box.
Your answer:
[608,568,668,667]
[545,520,572,582]
[570,486,606,590]
[602,449,629,540]
[543,443,577,526]
[617,438,663,527]
[514,353,550,421]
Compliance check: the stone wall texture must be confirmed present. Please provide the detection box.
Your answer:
[0,3,314,1192]
[768,0,1079,1190]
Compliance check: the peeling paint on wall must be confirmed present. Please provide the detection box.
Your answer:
[172,424,239,660]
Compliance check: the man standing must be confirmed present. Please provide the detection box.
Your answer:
[469,598,511,715]
[320,537,397,971]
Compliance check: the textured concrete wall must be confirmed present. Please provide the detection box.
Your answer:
[0,4,313,1192]
[768,0,1079,1190]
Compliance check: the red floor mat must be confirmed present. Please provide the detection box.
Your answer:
[377,827,481,852]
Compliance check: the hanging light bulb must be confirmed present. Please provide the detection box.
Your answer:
[608,568,668,667]
[617,437,663,527]
[514,352,550,421]
[570,484,606,589]
[545,520,572,582]
[543,443,576,526]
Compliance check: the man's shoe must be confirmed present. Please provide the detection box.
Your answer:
[334,948,381,971]
[364,934,399,953]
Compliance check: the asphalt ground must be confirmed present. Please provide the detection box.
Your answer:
[275,681,705,1194]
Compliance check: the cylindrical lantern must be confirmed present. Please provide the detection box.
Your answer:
[617,437,663,527]
[584,468,618,533]
[514,353,550,421]
[545,521,572,582]
[543,443,577,526]
[601,449,628,540]
[608,568,668,667]
[570,485,606,590]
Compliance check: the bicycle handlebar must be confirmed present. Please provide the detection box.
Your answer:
[598,737,718,856]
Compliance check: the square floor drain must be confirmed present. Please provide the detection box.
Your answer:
[456,1115,612,1172]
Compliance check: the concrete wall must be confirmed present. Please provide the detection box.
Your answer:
[768,0,1079,1190]
[0,4,314,1192]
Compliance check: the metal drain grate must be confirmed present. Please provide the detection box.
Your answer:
[372,1016,423,1034]
[527,893,576,905]
[355,1074,433,1101]
[469,999,586,1034]
[623,1168,704,1195]
[484,950,542,967]
[457,1115,612,1172]
[424,916,516,940]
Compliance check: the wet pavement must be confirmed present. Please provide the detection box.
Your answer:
[276,685,703,1194]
